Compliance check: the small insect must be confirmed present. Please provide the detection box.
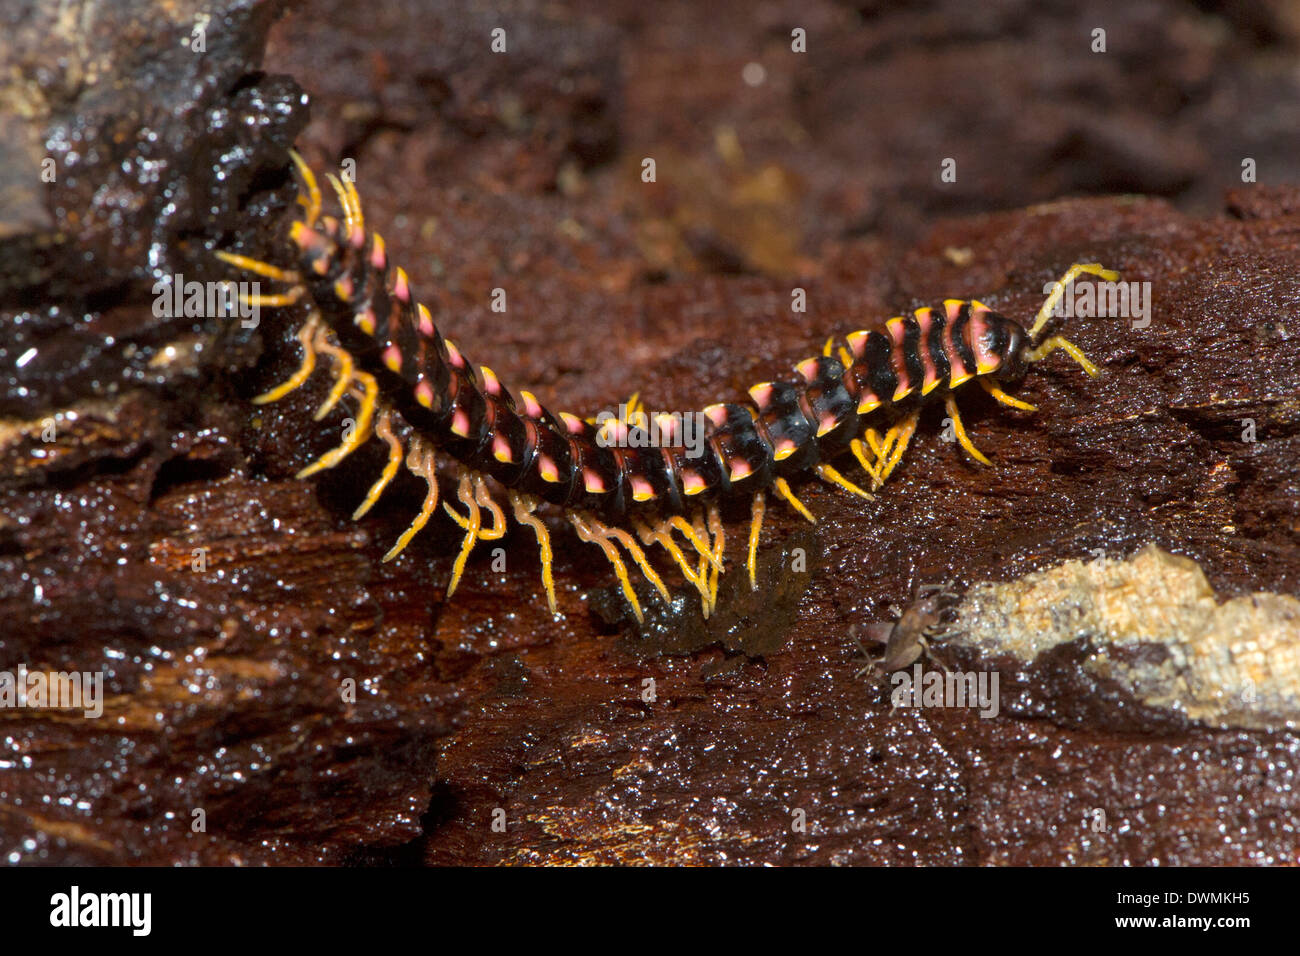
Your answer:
[217,150,1118,623]
[853,582,962,676]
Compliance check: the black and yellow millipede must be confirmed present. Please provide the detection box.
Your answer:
[218,151,1118,623]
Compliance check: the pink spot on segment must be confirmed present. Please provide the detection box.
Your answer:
[415,381,435,408]
[704,405,728,428]
[817,414,838,436]
[654,414,677,442]
[682,471,706,495]
[730,459,753,481]
[355,307,376,335]
[969,306,1000,371]
[914,308,940,392]
[796,358,819,382]
[538,455,559,482]
[382,344,402,372]
[561,413,584,435]
[521,391,543,418]
[583,468,606,493]
[444,340,464,368]
[493,435,513,463]
[451,409,471,437]
[749,383,774,408]
[392,268,410,303]
[630,477,654,501]
[417,304,435,337]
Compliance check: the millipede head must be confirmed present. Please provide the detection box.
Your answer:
[997,320,1029,381]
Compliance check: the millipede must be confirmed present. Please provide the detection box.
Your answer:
[217,150,1118,624]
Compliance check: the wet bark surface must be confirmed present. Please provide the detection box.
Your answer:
[1,0,1298,865]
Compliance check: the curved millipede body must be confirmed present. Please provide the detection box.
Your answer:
[218,151,1119,623]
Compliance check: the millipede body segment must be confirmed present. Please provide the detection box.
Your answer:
[218,152,1118,623]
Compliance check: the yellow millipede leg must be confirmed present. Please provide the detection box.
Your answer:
[980,378,1037,411]
[571,512,643,624]
[240,288,305,308]
[1028,262,1121,340]
[691,511,713,618]
[773,477,816,523]
[289,149,323,226]
[1022,336,1101,378]
[944,393,991,466]
[444,471,482,599]
[604,524,672,605]
[638,518,710,607]
[875,411,919,485]
[382,442,439,561]
[340,174,365,233]
[850,438,885,489]
[511,492,558,616]
[706,502,724,614]
[747,491,764,591]
[253,314,321,404]
[816,463,874,499]
[353,411,404,519]
[311,326,355,420]
[668,515,723,572]
[297,370,378,478]
[213,251,300,283]
[326,173,362,234]
[472,475,507,542]
[864,426,895,465]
